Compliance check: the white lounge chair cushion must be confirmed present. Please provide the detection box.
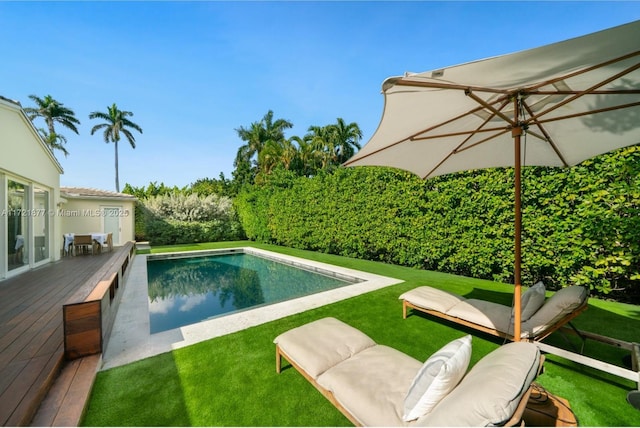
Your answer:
[317,345,422,427]
[518,281,546,321]
[273,317,375,378]
[522,286,588,337]
[399,286,465,313]
[416,342,541,427]
[445,299,513,333]
[402,335,472,421]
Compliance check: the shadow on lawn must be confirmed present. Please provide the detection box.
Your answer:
[83,351,192,426]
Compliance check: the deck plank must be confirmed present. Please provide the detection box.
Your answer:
[0,247,130,426]
[30,354,102,427]
[28,358,79,427]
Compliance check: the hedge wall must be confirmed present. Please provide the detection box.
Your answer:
[234,146,640,302]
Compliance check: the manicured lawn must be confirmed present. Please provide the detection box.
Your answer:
[82,241,640,426]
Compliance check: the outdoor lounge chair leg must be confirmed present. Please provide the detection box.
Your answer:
[628,390,640,410]
[276,345,282,374]
[625,343,640,410]
[402,300,407,319]
[557,322,586,354]
[633,343,640,389]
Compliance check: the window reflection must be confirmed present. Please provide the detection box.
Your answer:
[7,180,27,271]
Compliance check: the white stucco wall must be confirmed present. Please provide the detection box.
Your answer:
[60,198,136,245]
[0,98,63,278]
[0,99,62,188]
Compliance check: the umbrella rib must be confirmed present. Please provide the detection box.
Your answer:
[423,128,511,178]
[422,99,512,178]
[407,102,488,140]
[522,99,640,169]
[452,129,512,154]
[344,91,511,167]
[526,50,640,92]
[392,51,640,97]
[465,90,517,127]
[526,60,640,124]
[411,125,508,141]
[538,100,640,124]
[533,89,640,95]
[393,79,509,95]
[522,102,570,167]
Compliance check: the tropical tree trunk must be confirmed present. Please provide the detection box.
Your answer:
[46,118,55,136]
[115,139,120,192]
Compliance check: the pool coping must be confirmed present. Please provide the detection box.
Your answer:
[101,247,403,369]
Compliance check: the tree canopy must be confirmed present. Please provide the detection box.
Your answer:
[24,94,81,157]
[89,103,143,192]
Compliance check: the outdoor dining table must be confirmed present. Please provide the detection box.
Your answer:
[64,233,109,255]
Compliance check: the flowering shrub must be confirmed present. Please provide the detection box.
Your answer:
[137,192,244,244]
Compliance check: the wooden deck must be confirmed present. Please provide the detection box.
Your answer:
[0,247,129,426]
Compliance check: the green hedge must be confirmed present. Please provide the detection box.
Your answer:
[234,146,640,302]
[142,217,244,246]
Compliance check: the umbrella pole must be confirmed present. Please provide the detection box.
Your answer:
[513,125,523,341]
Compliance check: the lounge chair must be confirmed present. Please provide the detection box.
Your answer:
[399,284,588,342]
[274,317,543,426]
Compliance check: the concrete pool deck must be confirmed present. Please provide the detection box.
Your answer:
[101,248,403,370]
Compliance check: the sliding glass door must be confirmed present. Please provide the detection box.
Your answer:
[2,178,52,277]
[7,180,28,271]
[34,187,49,263]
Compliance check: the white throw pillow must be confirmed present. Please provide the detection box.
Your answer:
[402,335,472,422]
[519,281,546,321]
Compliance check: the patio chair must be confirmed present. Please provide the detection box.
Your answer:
[274,317,543,426]
[73,234,95,256]
[103,232,113,252]
[399,284,589,343]
[95,233,113,253]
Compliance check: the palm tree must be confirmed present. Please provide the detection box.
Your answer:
[280,139,298,171]
[89,103,143,192]
[24,94,80,156]
[331,118,362,164]
[258,140,284,175]
[37,128,69,157]
[235,121,266,167]
[234,110,293,181]
[289,135,322,177]
[261,110,293,144]
[305,125,335,169]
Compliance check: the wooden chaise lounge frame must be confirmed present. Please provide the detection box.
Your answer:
[275,344,538,427]
[401,288,640,405]
[275,318,545,427]
[276,344,364,426]
[402,298,589,343]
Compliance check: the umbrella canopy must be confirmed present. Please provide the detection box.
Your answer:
[344,20,640,340]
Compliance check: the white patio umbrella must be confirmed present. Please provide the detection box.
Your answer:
[344,20,640,341]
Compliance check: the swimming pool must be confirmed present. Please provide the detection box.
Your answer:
[102,248,402,369]
[147,249,361,333]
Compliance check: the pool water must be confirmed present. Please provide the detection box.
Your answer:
[147,252,356,333]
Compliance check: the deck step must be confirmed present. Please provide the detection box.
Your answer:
[30,354,101,427]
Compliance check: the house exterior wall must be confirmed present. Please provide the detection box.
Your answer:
[0,98,63,279]
[60,198,135,245]
[0,102,61,186]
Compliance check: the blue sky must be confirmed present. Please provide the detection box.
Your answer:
[2,1,639,192]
